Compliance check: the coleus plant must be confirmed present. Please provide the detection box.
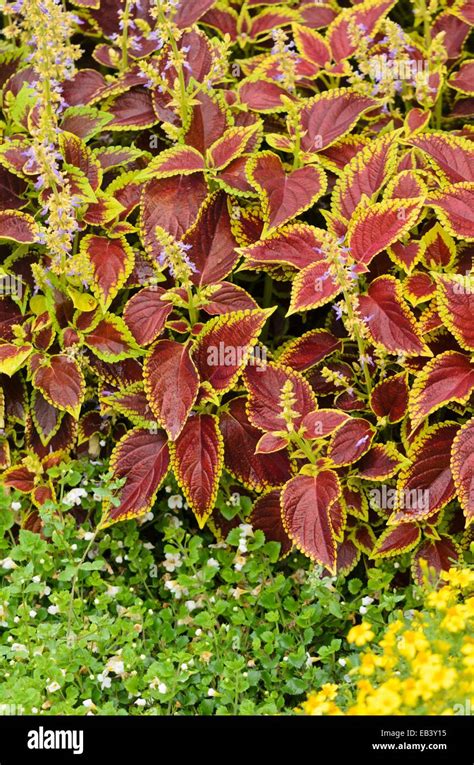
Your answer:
[0,0,473,582]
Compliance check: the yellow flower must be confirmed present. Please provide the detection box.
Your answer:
[348,621,375,646]
[426,586,455,611]
[364,682,402,715]
[442,568,474,589]
[359,653,377,676]
[440,605,467,633]
[397,629,429,659]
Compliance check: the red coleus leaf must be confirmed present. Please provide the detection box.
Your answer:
[357,275,429,356]
[449,60,474,94]
[144,146,206,177]
[342,486,369,521]
[184,92,228,154]
[348,200,422,266]
[451,417,474,526]
[295,89,378,153]
[0,165,27,211]
[388,240,422,272]
[370,372,409,423]
[174,0,217,29]
[0,211,38,243]
[103,384,154,428]
[281,471,341,570]
[84,315,140,361]
[404,271,436,305]
[333,538,361,575]
[58,131,101,191]
[61,68,106,107]
[251,489,292,557]
[277,328,342,372]
[244,361,317,433]
[372,523,421,558]
[0,297,23,342]
[32,355,84,418]
[246,152,326,231]
[386,170,426,200]
[239,77,294,114]
[202,282,258,315]
[301,409,350,439]
[353,524,376,555]
[0,343,33,377]
[428,182,474,240]
[192,308,272,393]
[144,340,199,442]
[331,133,398,222]
[357,443,405,480]
[409,133,474,183]
[292,23,331,68]
[327,418,376,467]
[207,124,261,171]
[394,423,459,523]
[104,428,170,525]
[140,174,208,254]
[81,234,134,308]
[431,11,470,57]
[288,260,341,314]
[240,223,330,272]
[123,287,173,346]
[412,537,461,585]
[436,274,474,351]
[327,0,396,61]
[171,413,223,527]
[3,464,36,492]
[419,223,456,268]
[255,433,287,454]
[182,191,238,286]
[107,88,158,129]
[219,397,291,491]
[409,352,474,428]
[27,412,77,459]
[31,390,62,446]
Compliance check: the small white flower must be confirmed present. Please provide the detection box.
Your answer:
[207,688,217,697]
[359,605,368,615]
[32,707,38,714]
[43,586,51,596]
[32,575,41,583]
[46,681,61,693]
[83,532,94,541]
[11,501,21,512]
[167,494,183,510]
[180,663,188,671]
[29,610,37,618]
[343,674,352,683]
[11,643,28,653]
[135,698,146,707]
[97,672,111,690]
[99,440,106,447]
[158,683,167,694]
[207,558,219,569]
[195,628,202,636]
[63,488,87,507]
[143,542,154,550]
[83,699,95,709]
[1,558,17,570]
[229,492,240,507]
[163,552,182,572]
[394,562,400,569]
[115,556,123,564]
[106,586,120,597]
[13,616,20,623]
[338,658,347,667]
[239,523,253,538]
[185,600,197,612]
[106,657,125,675]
